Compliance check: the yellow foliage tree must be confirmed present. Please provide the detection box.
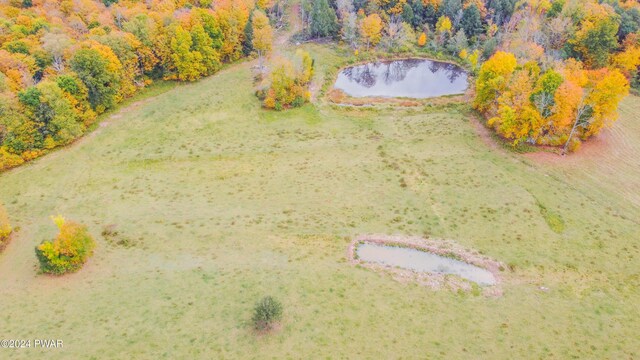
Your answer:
[359,14,383,50]
[0,203,11,247]
[468,49,481,69]
[35,216,96,275]
[584,69,630,136]
[252,10,273,61]
[436,16,452,33]
[473,51,518,112]
[612,45,640,75]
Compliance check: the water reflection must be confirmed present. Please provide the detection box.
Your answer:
[334,59,468,98]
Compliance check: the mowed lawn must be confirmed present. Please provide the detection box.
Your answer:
[0,45,638,359]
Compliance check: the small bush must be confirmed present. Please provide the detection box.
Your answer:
[35,216,96,275]
[0,203,12,248]
[261,50,314,110]
[252,296,283,331]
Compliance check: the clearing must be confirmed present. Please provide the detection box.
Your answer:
[0,43,639,358]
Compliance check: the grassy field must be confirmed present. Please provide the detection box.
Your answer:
[0,44,638,359]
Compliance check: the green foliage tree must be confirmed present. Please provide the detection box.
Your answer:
[530,69,563,118]
[70,48,121,113]
[409,0,425,28]
[570,14,620,68]
[243,11,254,56]
[461,4,483,38]
[309,0,338,38]
[614,5,640,41]
[19,81,84,146]
[442,0,463,24]
[252,296,283,331]
[487,0,517,25]
[402,3,414,25]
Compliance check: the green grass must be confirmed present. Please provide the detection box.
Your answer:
[0,45,639,359]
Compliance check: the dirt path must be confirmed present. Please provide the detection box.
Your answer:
[468,114,503,152]
[274,2,301,48]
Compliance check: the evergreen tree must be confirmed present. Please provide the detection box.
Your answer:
[402,3,414,26]
[442,0,462,24]
[461,4,483,38]
[243,11,254,56]
[424,3,439,27]
[487,0,516,25]
[410,0,425,28]
[309,0,338,38]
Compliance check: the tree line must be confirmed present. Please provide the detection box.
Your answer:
[301,0,639,151]
[0,0,278,171]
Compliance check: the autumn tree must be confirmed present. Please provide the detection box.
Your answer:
[170,25,203,81]
[191,22,222,76]
[0,203,11,248]
[417,32,427,46]
[569,5,620,68]
[474,51,518,112]
[35,216,96,275]
[41,33,72,73]
[360,13,383,50]
[261,51,314,110]
[583,69,629,137]
[252,9,273,64]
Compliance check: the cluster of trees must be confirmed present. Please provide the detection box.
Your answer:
[300,0,520,61]
[302,0,638,150]
[0,203,11,249]
[474,1,639,151]
[0,0,276,171]
[258,50,314,110]
[35,216,95,275]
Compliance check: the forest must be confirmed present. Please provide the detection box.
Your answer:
[298,0,639,149]
[0,0,282,170]
[1,0,640,358]
[1,0,639,170]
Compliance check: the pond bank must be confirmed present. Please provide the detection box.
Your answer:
[348,234,505,296]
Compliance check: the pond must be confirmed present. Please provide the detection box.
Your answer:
[334,59,468,99]
[356,243,496,285]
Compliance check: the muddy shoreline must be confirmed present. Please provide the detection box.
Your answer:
[348,234,505,296]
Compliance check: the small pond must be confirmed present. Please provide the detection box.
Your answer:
[334,59,468,98]
[356,243,496,285]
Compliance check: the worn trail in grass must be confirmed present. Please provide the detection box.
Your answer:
[0,46,638,359]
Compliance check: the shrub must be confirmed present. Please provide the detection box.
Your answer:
[252,296,283,331]
[0,203,12,248]
[261,51,314,110]
[35,216,96,275]
[0,147,25,171]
